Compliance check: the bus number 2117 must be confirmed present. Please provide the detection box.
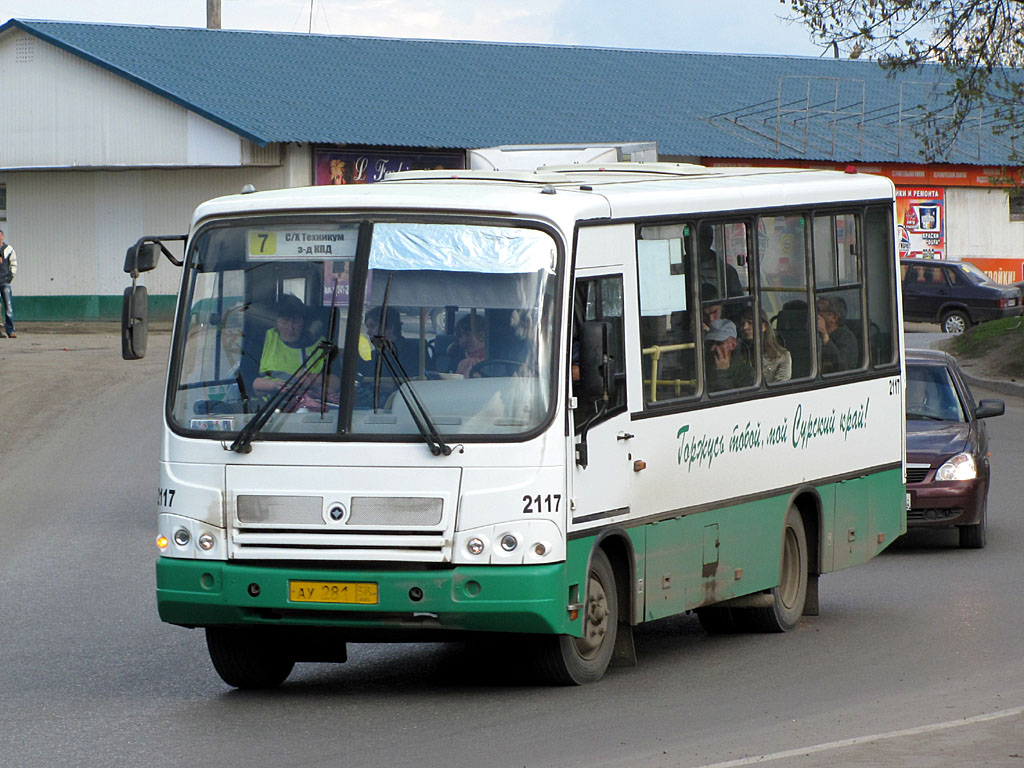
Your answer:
[523,494,561,514]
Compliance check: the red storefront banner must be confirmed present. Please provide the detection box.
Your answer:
[705,159,1023,189]
[959,257,1023,285]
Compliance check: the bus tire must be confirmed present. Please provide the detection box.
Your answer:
[695,607,739,634]
[536,549,618,685]
[205,627,295,689]
[748,506,808,633]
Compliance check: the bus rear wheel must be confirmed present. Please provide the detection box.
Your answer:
[206,627,295,689]
[746,507,808,633]
[695,607,740,634]
[536,549,618,685]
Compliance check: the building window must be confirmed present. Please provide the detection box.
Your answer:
[1010,190,1024,222]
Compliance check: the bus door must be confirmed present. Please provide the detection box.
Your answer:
[569,271,633,527]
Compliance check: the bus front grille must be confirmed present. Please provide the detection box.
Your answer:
[229,528,451,562]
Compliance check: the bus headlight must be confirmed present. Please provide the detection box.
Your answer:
[173,528,191,547]
[936,453,977,481]
[454,521,563,564]
[198,532,216,551]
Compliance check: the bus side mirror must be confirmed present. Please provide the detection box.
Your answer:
[122,285,149,360]
[123,242,160,276]
[580,320,612,399]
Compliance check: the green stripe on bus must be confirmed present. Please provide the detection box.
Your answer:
[11,294,176,321]
[156,558,577,635]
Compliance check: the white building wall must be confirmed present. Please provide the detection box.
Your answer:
[946,186,1024,261]
[1,29,251,168]
[0,164,301,298]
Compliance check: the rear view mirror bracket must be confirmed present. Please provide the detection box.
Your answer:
[123,235,186,277]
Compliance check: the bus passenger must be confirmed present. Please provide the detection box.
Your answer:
[360,306,420,376]
[740,309,792,383]
[453,314,487,377]
[254,294,339,398]
[698,223,742,299]
[816,296,858,373]
[705,318,754,391]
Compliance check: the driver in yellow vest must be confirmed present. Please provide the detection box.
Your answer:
[254,294,339,398]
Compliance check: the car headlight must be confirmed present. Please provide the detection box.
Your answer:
[936,452,977,481]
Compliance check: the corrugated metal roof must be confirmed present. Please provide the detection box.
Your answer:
[2,18,1016,164]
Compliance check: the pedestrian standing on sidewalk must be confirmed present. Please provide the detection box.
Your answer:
[0,229,16,338]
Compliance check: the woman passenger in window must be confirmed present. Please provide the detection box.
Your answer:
[816,295,858,373]
[739,309,792,383]
[453,314,487,377]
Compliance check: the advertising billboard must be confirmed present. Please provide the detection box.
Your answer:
[896,187,945,260]
[314,148,465,185]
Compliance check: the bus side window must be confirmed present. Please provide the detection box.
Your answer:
[864,206,896,367]
[637,224,697,405]
[572,276,626,427]
[758,214,814,380]
[814,213,865,375]
[702,220,757,392]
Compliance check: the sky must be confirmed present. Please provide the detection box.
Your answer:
[1,0,828,57]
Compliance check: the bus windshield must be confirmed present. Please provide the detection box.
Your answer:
[169,218,559,443]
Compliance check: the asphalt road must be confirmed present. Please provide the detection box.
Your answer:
[0,327,1021,768]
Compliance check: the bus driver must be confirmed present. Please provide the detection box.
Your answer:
[253,294,339,399]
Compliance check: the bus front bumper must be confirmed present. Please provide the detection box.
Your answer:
[156,557,574,636]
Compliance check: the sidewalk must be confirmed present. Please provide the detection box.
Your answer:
[5,321,170,335]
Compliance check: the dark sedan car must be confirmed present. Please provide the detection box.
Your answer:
[901,259,1022,334]
[905,349,1004,548]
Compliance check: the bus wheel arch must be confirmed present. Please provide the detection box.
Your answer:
[746,501,810,633]
[536,535,633,685]
[593,530,637,628]
[791,490,822,616]
[595,532,639,667]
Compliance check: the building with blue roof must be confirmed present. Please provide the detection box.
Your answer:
[0,18,1022,319]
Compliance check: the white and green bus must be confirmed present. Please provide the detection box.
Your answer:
[123,163,906,687]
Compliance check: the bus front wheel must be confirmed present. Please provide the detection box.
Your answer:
[747,507,808,633]
[206,627,295,689]
[536,549,618,685]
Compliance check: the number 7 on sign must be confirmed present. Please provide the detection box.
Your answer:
[249,231,276,256]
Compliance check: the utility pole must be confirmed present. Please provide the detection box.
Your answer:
[207,0,222,30]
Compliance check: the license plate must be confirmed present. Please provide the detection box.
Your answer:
[289,580,379,605]
[906,492,912,511]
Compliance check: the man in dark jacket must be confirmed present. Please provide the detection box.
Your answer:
[0,229,16,339]
[705,318,754,391]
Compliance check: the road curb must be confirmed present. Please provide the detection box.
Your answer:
[911,327,1024,399]
[958,371,1024,399]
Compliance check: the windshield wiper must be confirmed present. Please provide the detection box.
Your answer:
[372,336,452,456]
[369,277,450,456]
[228,338,335,454]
